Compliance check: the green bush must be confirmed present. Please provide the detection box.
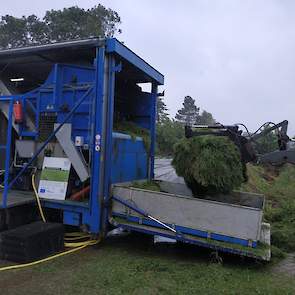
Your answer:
[271,245,286,259]
[156,120,184,156]
[172,136,244,195]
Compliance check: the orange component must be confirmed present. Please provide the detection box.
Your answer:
[13,101,23,123]
[69,186,90,201]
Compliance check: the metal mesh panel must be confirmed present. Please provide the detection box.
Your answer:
[38,113,57,142]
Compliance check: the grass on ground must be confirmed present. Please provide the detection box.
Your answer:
[241,164,295,253]
[0,234,294,295]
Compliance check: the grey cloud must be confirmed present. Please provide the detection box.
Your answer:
[2,0,295,134]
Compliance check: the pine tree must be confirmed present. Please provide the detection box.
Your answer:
[157,97,169,123]
[196,110,216,125]
[175,96,200,126]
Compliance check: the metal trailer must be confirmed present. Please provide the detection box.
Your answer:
[0,38,270,261]
[112,182,270,261]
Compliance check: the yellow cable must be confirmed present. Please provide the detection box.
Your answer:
[64,235,91,241]
[65,232,89,237]
[64,240,98,248]
[32,174,46,223]
[0,239,100,272]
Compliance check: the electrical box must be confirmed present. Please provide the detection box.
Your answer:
[75,136,84,147]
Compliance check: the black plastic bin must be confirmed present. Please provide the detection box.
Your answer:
[0,221,64,263]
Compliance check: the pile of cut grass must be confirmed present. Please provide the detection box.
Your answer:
[131,181,161,192]
[172,136,245,195]
[242,164,295,252]
[113,121,150,151]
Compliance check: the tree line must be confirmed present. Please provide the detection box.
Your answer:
[156,95,282,156]
[0,5,121,49]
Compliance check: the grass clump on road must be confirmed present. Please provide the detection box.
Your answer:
[172,136,245,195]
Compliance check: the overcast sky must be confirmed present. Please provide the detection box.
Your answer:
[2,0,295,134]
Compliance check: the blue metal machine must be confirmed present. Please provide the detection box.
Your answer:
[0,38,270,260]
[0,38,163,236]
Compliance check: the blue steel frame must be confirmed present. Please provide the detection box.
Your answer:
[87,46,105,233]
[150,83,158,179]
[114,221,263,260]
[0,97,13,208]
[0,38,164,237]
[106,39,164,85]
[100,55,116,234]
[112,212,257,248]
[18,94,39,138]
[105,39,163,181]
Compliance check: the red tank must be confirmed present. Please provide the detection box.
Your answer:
[13,100,23,123]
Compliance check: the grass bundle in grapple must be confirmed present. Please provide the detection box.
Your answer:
[172,135,245,195]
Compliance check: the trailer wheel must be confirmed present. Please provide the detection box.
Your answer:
[210,251,223,264]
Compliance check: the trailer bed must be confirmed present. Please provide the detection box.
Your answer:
[111,182,271,261]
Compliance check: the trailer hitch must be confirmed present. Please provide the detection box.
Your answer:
[112,195,177,234]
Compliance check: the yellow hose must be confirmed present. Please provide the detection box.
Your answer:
[64,235,91,241]
[32,174,46,223]
[65,240,98,248]
[66,232,89,237]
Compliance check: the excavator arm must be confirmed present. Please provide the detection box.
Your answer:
[185,120,295,166]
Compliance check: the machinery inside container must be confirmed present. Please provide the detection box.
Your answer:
[0,39,162,234]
